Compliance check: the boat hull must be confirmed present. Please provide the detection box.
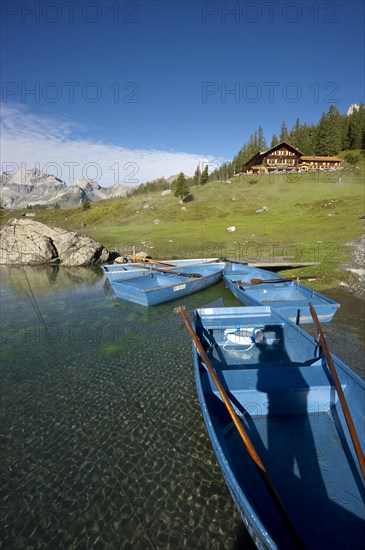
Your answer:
[192,306,365,549]
[110,263,225,306]
[224,263,340,323]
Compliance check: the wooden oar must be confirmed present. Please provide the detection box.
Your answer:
[126,254,177,267]
[132,264,202,278]
[309,302,365,481]
[178,307,303,548]
[239,275,323,285]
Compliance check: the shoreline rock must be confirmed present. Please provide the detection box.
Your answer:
[0,218,110,266]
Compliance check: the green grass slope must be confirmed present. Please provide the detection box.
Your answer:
[2,158,364,290]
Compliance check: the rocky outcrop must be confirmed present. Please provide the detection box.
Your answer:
[0,218,110,266]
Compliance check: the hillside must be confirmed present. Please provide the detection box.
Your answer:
[2,156,364,290]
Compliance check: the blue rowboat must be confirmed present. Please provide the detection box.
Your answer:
[189,305,365,549]
[103,258,219,282]
[110,262,225,306]
[224,263,339,323]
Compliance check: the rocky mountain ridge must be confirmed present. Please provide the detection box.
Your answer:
[0,168,129,209]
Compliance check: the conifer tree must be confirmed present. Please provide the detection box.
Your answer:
[342,116,351,150]
[193,165,201,185]
[201,164,209,184]
[257,126,267,151]
[173,172,190,200]
[316,105,342,155]
[233,148,245,172]
[289,118,301,146]
[280,121,289,142]
[271,134,279,147]
[299,124,312,154]
[347,104,365,149]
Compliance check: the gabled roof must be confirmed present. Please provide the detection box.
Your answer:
[262,141,305,157]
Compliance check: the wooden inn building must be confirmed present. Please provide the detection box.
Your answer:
[243,142,343,173]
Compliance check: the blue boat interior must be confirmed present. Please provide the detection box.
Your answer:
[194,307,365,548]
[112,263,224,292]
[236,280,328,303]
[173,263,224,275]
[103,265,129,272]
[224,265,340,324]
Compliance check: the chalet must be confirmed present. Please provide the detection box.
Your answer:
[243,142,343,173]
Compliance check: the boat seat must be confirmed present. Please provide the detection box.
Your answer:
[204,366,344,417]
[259,299,314,306]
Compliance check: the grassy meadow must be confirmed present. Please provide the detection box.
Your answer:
[2,159,364,291]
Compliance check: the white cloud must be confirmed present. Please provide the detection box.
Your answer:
[0,104,222,186]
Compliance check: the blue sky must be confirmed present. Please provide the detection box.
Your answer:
[1,0,364,185]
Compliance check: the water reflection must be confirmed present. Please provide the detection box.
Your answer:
[0,265,102,296]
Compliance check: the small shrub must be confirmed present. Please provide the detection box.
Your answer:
[344,152,360,165]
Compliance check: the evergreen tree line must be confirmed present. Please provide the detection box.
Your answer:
[209,104,365,181]
[127,177,170,197]
[127,164,210,198]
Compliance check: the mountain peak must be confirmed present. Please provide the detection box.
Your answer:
[0,168,129,209]
[72,178,101,191]
[5,168,66,187]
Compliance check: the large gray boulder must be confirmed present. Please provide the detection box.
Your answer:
[0,218,110,266]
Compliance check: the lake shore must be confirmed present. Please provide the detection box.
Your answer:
[342,235,365,298]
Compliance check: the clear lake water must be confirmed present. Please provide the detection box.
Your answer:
[0,265,363,549]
